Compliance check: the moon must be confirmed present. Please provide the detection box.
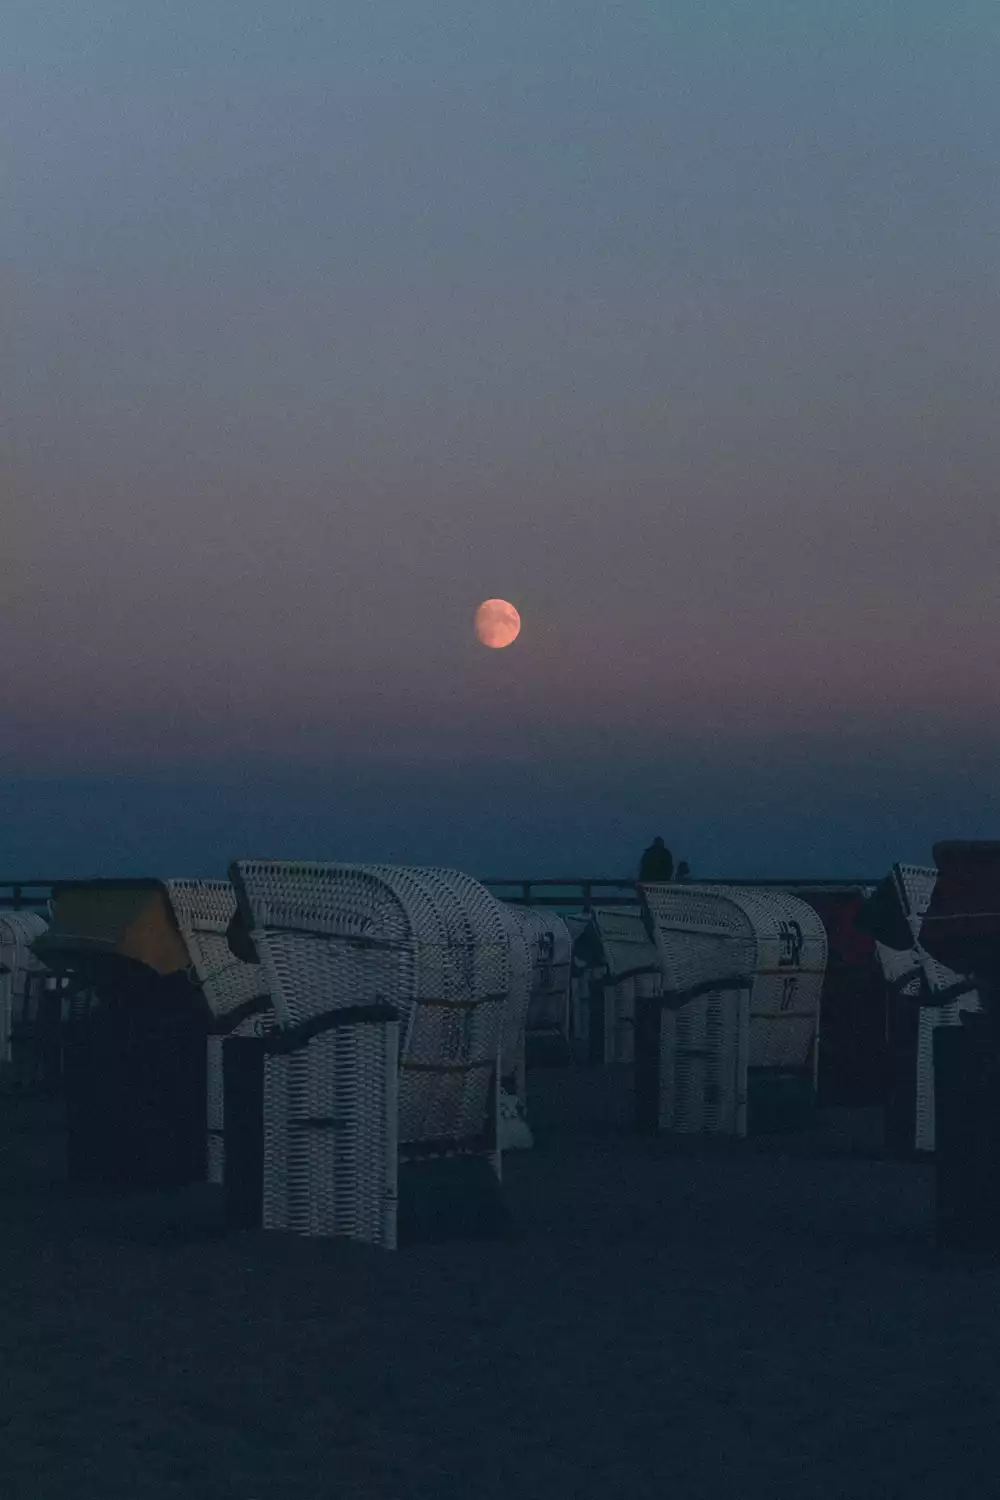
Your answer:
[475,598,521,649]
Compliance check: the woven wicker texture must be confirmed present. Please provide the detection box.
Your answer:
[232,862,411,1241]
[231,861,511,1240]
[639,884,827,1136]
[876,863,981,1153]
[261,1018,400,1246]
[164,880,264,1018]
[164,880,270,1186]
[714,886,828,1075]
[365,864,508,1146]
[639,884,755,1134]
[589,907,661,983]
[0,911,49,1067]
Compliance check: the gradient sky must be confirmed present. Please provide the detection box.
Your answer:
[2,1,998,879]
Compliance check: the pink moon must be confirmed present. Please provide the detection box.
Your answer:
[475,598,521,649]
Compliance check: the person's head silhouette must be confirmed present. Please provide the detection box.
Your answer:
[639,837,674,882]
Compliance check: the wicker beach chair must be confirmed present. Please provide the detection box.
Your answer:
[573,906,663,1065]
[637,884,827,1136]
[162,881,272,1184]
[504,906,573,1056]
[229,860,512,1247]
[0,910,49,1072]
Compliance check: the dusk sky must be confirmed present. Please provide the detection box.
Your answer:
[2,1,998,879]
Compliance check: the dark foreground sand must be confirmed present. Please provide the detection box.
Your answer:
[3,1063,1000,1500]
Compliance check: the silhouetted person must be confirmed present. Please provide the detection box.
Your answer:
[639,837,674,883]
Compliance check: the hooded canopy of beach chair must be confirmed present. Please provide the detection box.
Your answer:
[229,860,511,1150]
[586,906,661,984]
[164,880,269,1024]
[34,880,193,984]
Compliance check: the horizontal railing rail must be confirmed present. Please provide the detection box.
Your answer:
[2,875,879,916]
[0,882,59,910]
[483,876,879,911]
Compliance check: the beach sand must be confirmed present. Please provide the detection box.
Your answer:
[2,1061,999,1500]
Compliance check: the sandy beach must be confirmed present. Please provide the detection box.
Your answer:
[3,1059,999,1500]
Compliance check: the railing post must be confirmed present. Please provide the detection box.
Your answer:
[521,882,531,906]
[583,882,592,913]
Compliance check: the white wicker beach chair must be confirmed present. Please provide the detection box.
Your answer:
[229,860,512,1247]
[505,907,573,1045]
[0,910,49,1069]
[163,880,272,1185]
[637,884,827,1136]
[873,863,981,1154]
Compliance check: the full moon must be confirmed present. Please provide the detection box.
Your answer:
[475,598,521,649]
